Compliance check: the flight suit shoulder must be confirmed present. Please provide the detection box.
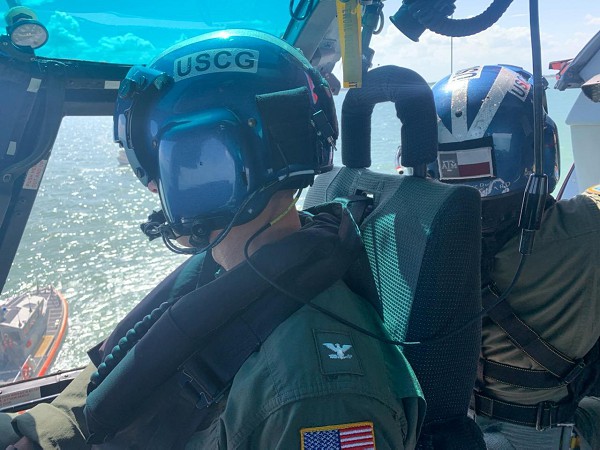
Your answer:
[585,184,600,200]
[216,281,424,449]
[582,184,600,219]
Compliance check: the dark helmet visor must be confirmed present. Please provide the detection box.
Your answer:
[155,109,249,235]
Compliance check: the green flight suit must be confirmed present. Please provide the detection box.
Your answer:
[186,279,425,449]
[480,189,600,405]
[1,280,425,449]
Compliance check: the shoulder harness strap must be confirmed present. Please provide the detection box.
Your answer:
[481,284,586,389]
[474,195,600,428]
[474,337,600,430]
[84,198,370,444]
[476,276,600,429]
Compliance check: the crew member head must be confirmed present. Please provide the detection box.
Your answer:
[428,64,560,230]
[114,30,338,251]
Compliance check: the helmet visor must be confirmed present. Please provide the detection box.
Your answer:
[156,109,249,235]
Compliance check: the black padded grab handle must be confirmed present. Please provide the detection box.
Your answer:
[341,65,437,172]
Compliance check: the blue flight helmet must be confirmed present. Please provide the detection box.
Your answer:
[428,64,559,199]
[114,30,337,249]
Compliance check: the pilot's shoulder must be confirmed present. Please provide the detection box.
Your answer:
[585,184,600,197]
[582,184,600,210]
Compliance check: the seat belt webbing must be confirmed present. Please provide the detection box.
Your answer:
[481,284,585,388]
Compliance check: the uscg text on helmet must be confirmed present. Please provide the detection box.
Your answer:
[174,49,259,81]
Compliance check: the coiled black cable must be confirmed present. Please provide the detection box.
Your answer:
[411,0,513,38]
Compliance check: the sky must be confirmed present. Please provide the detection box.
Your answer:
[334,0,600,83]
[4,0,598,84]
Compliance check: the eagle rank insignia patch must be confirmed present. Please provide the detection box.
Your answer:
[301,421,376,449]
[313,330,363,376]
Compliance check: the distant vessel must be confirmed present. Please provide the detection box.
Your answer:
[0,286,68,384]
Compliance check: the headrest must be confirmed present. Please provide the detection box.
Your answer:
[341,65,438,170]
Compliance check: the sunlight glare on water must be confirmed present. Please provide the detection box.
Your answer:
[3,117,187,371]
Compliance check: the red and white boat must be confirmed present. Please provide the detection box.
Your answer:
[0,286,68,384]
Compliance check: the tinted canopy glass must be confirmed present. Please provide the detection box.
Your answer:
[1,0,293,64]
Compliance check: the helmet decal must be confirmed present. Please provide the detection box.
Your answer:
[448,66,484,82]
[438,146,494,180]
[173,48,259,81]
[439,66,530,143]
[480,178,511,196]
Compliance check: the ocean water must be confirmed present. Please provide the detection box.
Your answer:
[1,79,581,375]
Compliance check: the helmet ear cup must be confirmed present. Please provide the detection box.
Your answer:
[256,87,315,174]
[253,68,338,184]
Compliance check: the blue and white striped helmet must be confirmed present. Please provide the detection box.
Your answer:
[428,64,560,198]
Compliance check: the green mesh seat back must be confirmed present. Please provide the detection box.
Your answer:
[305,166,482,426]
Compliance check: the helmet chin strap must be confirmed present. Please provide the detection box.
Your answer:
[159,226,204,255]
[158,205,247,256]
[138,210,204,255]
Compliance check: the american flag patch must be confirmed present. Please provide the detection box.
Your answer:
[438,147,494,180]
[301,421,376,449]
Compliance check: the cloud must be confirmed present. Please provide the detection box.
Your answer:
[97,33,157,64]
[333,23,596,84]
[585,14,600,25]
[42,12,160,63]
[45,11,90,58]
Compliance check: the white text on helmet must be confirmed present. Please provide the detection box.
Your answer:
[509,76,530,102]
[449,66,482,83]
[173,48,259,81]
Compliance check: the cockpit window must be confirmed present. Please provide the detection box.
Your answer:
[1,1,293,64]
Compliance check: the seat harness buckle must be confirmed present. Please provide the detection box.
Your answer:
[535,401,557,431]
[562,360,586,385]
